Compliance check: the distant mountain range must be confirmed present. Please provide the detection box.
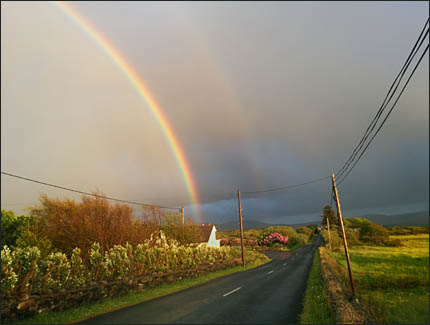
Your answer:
[356,211,429,227]
[215,219,321,232]
[215,220,273,232]
[215,211,429,232]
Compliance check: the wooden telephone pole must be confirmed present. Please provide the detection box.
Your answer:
[326,216,332,250]
[181,207,184,225]
[331,173,355,296]
[237,189,246,267]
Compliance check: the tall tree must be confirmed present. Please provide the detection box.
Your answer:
[321,205,338,226]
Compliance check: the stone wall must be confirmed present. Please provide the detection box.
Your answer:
[318,247,365,324]
[2,260,237,322]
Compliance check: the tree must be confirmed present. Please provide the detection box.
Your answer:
[1,209,33,247]
[160,211,204,244]
[29,192,163,257]
[321,205,338,226]
[15,216,54,259]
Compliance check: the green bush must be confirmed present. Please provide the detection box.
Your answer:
[265,226,298,239]
[359,222,389,245]
[321,228,343,251]
[38,252,71,290]
[344,227,361,246]
[297,226,313,236]
[387,226,429,236]
[1,246,18,294]
[296,227,313,243]
[1,209,34,247]
[344,217,390,246]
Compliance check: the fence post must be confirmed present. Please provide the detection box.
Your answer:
[181,207,184,225]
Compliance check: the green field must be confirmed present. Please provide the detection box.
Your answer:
[328,234,429,323]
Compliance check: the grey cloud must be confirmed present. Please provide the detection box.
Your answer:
[2,2,428,224]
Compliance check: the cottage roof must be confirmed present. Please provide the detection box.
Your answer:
[198,224,215,242]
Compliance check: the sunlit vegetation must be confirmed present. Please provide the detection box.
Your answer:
[1,195,270,323]
[300,249,335,324]
[218,224,317,250]
[319,216,424,249]
[326,234,429,323]
[10,261,269,325]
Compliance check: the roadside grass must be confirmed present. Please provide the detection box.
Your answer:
[328,234,429,323]
[300,248,335,324]
[10,259,269,325]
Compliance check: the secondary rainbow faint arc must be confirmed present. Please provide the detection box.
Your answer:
[54,1,200,219]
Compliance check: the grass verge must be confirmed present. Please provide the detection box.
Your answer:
[11,259,269,325]
[300,248,335,324]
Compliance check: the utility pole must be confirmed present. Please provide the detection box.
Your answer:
[331,173,355,296]
[181,207,184,225]
[326,216,332,250]
[237,189,246,267]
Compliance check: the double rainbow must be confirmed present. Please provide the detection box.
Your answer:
[54,1,200,219]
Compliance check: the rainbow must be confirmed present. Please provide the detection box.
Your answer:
[54,1,200,219]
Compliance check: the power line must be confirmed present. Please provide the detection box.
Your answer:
[336,18,429,179]
[241,176,330,195]
[338,43,429,186]
[336,19,429,179]
[337,29,429,181]
[1,171,180,210]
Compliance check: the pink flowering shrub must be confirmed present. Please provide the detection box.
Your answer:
[219,238,230,246]
[260,232,289,246]
[247,239,257,246]
[231,238,241,246]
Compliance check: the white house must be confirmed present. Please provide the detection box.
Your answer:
[198,224,220,248]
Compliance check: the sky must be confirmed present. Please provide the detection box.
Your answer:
[1,1,429,224]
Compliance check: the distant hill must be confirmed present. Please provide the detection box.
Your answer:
[357,211,429,226]
[216,220,272,232]
[216,219,321,232]
[215,211,429,232]
[287,221,321,228]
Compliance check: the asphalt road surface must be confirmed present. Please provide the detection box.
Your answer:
[79,236,322,324]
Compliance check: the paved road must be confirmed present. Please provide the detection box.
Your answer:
[79,236,321,324]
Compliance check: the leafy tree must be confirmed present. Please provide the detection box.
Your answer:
[160,211,204,244]
[296,226,313,243]
[15,216,54,259]
[321,205,338,226]
[29,192,165,257]
[343,217,390,246]
[1,209,33,247]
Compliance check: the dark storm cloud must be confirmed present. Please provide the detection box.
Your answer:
[2,2,428,223]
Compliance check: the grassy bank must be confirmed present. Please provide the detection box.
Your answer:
[328,234,429,323]
[300,247,335,324]
[11,259,269,325]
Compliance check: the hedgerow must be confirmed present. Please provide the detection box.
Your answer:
[1,237,265,298]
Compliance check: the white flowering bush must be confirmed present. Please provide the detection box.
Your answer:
[40,252,71,289]
[89,242,104,281]
[0,246,41,296]
[103,245,130,280]
[1,239,267,297]
[1,246,18,295]
[69,248,86,286]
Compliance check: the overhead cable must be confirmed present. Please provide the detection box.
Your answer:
[1,171,180,210]
[338,43,429,185]
[242,176,330,195]
[336,18,429,179]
